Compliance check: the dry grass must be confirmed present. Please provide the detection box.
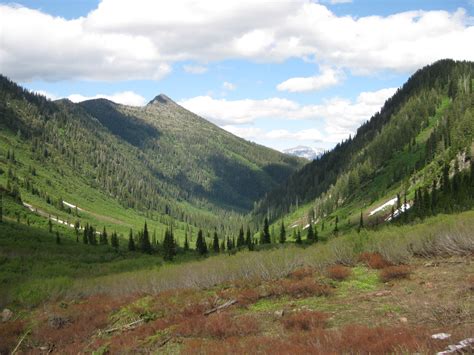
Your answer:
[288,267,314,280]
[281,311,329,331]
[359,252,392,269]
[176,313,259,339]
[0,320,25,354]
[327,265,352,281]
[380,265,411,282]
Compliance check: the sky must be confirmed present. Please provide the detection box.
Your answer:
[1,1,473,152]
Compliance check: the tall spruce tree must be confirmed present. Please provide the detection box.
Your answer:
[162,228,176,261]
[306,223,314,243]
[212,230,220,253]
[141,221,153,254]
[245,226,253,251]
[237,226,245,248]
[262,217,271,244]
[184,231,190,251]
[358,211,364,233]
[296,229,302,244]
[128,229,135,251]
[333,216,339,235]
[279,220,286,244]
[100,226,108,245]
[196,229,208,255]
[56,231,60,244]
[111,232,119,249]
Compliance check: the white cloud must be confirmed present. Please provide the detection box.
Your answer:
[222,81,236,91]
[277,66,343,92]
[183,64,208,74]
[180,87,396,143]
[67,91,146,106]
[327,0,352,4]
[1,1,472,81]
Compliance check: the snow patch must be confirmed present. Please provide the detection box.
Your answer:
[385,203,411,222]
[369,197,398,216]
[63,200,83,211]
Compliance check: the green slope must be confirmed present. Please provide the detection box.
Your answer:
[256,59,474,237]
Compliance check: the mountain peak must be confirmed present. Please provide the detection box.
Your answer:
[147,93,175,106]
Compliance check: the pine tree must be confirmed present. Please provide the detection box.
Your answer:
[141,221,152,254]
[237,226,245,248]
[314,225,319,243]
[111,232,119,249]
[390,205,395,220]
[358,211,364,233]
[333,216,339,235]
[279,220,286,244]
[128,229,135,251]
[48,218,53,233]
[220,239,226,252]
[162,228,176,261]
[88,225,97,245]
[100,226,108,245]
[306,223,314,243]
[56,231,60,244]
[262,217,271,244]
[196,229,208,255]
[74,221,80,242]
[296,229,302,244]
[212,230,220,253]
[184,231,190,251]
[245,226,253,251]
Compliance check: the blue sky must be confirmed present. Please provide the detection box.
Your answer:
[1,0,473,151]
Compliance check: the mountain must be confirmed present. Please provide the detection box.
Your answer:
[283,146,325,160]
[254,59,474,232]
[0,76,304,236]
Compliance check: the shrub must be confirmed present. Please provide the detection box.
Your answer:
[327,265,351,281]
[177,313,259,339]
[282,311,328,331]
[380,265,411,282]
[0,320,25,354]
[359,252,391,269]
[235,288,260,306]
[288,267,314,280]
[273,277,332,298]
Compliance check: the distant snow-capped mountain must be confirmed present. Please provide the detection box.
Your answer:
[283,146,325,160]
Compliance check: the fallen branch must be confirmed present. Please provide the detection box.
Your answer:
[104,318,144,334]
[11,329,30,355]
[157,336,172,348]
[204,299,237,316]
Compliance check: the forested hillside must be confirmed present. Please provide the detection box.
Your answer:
[254,60,474,231]
[0,76,303,235]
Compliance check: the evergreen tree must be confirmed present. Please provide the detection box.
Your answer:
[140,221,152,254]
[0,193,3,223]
[196,229,208,255]
[48,218,53,233]
[262,217,271,244]
[83,224,89,244]
[184,231,189,251]
[358,211,364,233]
[111,232,119,249]
[88,225,97,245]
[279,220,286,244]
[314,225,319,243]
[237,225,245,248]
[220,239,226,252]
[128,229,135,251]
[162,228,176,261]
[306,223,314,243]
[213,230,220,253]
[296,229,302,244]
[74,221,80,242]
[100,226,108,245]
[333,216,339,235]
[245,226,253,251]
[55,231,60,244]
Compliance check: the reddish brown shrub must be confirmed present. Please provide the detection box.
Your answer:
[327,265,352,281]
[359,252,391,269]
[177,313,259,339]
[274,277,332,298]
[288,267,314,280]
[236,288,260,306]
[0,320,25,354]
[380,265,411,282]
[282,311,329,331]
